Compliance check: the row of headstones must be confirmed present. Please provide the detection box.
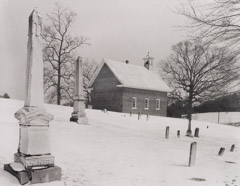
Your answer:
[164,126,236,167]
[129,112,150,120]
[102,111,200,138]
[218,145,235,156]
[102,110,236,167]
[165,126,200,138]
[102,111,151,121]
[188,142,236,167]
[102,110,150,120]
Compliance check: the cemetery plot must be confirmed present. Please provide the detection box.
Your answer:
[0,98,239,186]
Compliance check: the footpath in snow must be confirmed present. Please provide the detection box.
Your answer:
[0,98,239,186]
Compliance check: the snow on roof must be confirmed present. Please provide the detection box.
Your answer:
[89,59,171,92]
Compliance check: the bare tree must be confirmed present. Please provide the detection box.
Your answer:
[43,3,88,105]
[161,41,239,136]
[83,58,98,106]
[178,0,240,53]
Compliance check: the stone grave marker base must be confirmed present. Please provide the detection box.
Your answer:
[14,153,54,168]
[70,114,88,125]
[4,163,61,185]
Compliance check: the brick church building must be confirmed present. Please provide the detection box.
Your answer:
[88,54,171,116]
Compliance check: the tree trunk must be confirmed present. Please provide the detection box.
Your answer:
[186,89,193,137]
[57,62,61,105]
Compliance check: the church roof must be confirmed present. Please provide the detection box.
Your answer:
[88,59,171,92]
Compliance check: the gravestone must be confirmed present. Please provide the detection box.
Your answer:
[138,112,141,120]
[146,113,149,121]
[4,9,61,185]
[230,144,235,152]
[70,57,88,124]
[218,147,225,156]
[165,126,170,139]
[129,111,132,117]
[177,130,180,138]
[188,142,197,167]
[194,128,199,137]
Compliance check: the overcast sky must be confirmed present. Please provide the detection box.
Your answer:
[0,0,186,100]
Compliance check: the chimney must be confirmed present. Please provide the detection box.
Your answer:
[143,52,154,70]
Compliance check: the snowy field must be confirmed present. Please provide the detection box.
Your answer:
[0,98,239,186]
[192,112,240,125]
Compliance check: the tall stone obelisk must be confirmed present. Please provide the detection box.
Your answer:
[70,57,88,124]
[4,8,61,185]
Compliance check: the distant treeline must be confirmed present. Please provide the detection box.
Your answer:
[167,100,187,118]
[0,93,10,99]
[194,93,240,113]
[168,93,240,118]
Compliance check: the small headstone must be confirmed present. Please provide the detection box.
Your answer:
[188,142,197,167]
[194,128,199,137]
[165,126,170,139]
[88,105,92,109]
[218,147,225,156]
[177,130,180,138]
[230,144,235,152]
[138,112,141,120]
[146,113,149,121]
[186,128,193,137]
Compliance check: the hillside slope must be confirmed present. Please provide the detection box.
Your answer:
[0,98,239,186]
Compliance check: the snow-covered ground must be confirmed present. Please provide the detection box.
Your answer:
[192,112,240,124]
[0,98,239,186]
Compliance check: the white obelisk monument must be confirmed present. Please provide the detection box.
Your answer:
[4,8,61,185]
[70,57,88,124]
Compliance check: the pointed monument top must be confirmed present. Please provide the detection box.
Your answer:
[28,8,42,37]
[30,7,38,17]
[24,8,44,107]
[29,7,42,23]
[77,56,82,61]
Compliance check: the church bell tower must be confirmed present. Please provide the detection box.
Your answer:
[143,52,154,70]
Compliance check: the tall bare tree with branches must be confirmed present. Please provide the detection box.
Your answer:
[161,41,239,136]
[83,59,98,105]
[178,0,240,53]
[43,3,88,105]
